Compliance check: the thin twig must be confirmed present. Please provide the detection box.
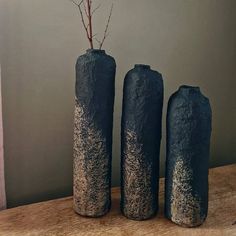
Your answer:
[95,37,102,45]
[71,0,82,6]
[71,0,114,50]
[99,3,113,49]
[92,3,101,15]
[70,0,88,34]
[70,0,93,49]
[86,0,94,48]
[82,0,89,17]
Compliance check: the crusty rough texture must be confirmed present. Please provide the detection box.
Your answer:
[73,101,110,217]
[121,129,156,220]
[165,86,212,227]
[73,49,116,217]
[170,158,203,227]
[121,65,163,220]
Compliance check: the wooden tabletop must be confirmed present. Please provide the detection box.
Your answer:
[0,164,235,236]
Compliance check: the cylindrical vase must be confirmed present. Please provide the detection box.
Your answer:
[73,49,116,217]
[165,85,212,227]
[121,64,164,220]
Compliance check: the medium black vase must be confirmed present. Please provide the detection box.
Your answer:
[165,85,212,227]
[73,49,116,217]
[121,64,164,220]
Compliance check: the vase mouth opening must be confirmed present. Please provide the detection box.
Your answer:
[134,64,151,70]
[179,85,201,94]
[86,49,105,54]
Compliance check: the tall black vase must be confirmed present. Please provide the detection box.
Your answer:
[73,49,116,217]
[165,85,212,227]
[121,64,164,220]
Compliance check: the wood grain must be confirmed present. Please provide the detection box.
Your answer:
[0,164,235,236]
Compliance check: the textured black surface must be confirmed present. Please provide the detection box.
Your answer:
[120,64,164,220]
[165,85,212,227]
[73,49,116,217]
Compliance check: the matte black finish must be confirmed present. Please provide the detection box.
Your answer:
[121,64,164,220]
[73,49,116,217]
[165,85,212,227]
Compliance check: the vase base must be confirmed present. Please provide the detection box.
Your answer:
[166,216,206,228]
[73,206,111,218]
[121,209,157,221]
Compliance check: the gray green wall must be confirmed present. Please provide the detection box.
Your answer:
[0,0,235,207]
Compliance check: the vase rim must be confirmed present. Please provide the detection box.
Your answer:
[86,49,105,53]
[179,85,201,94]
[179,85,200,90]
[134,64,151,69]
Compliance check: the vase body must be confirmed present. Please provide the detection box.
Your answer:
[121,64,164,220]
[165,85,212,227]
[73,49,116,217]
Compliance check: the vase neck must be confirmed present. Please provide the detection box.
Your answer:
[86,49,105,54]
[178,85,201,96]
[134,64,151,70]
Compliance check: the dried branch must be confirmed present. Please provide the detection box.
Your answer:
[95,37,102,45]
[92,3,101,15]
[86,0,94,48]
[82,0,89,17]
[70,1,88,36]
[70,0,82,9]
[70,0,93,49]
[98,3,113,49]
[71,0,114,50]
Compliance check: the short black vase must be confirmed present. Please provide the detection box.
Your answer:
[73,49,116,217]
[165,85,212,227]
[121,64,164,220]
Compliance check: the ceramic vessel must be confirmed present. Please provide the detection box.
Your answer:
[73,49,116,217]
[121,64,164,220]
[165,85,212,227]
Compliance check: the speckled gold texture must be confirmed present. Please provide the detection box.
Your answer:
[120,65,163,221]
[73,50,115,218]
[121,129,156,220]
[73,101,110,217]
[170,158,204,227]
[165,86,211,227]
